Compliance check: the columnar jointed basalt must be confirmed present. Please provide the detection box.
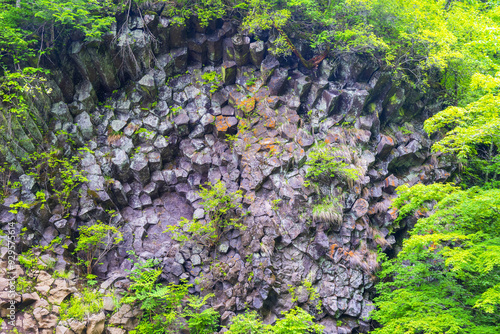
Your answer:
[0,13,452,334]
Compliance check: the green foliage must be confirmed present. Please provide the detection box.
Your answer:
[201,71,222,94]
[19,237,61,275]
[272,307,324,334]
[163,0,226,28]
[122,256,189,334]
[59,288,103,321]
[122,255,221,334]
[305,142,360,186]
[424,74,500,185]
[23,149,88,216]
[15,276,34,294]
[74,221,123,277]
[0,67,49,124]
[0,0,115,65]
[372,184,500,333]
[225,311,268,334]
[167,181,246,246]
[182,294,220,334]
[225,307,323,334]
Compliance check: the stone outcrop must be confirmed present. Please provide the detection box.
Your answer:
[0,12,451,334]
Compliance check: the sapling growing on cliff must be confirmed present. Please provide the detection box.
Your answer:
[74,221,123,283]
[166,180,246,246]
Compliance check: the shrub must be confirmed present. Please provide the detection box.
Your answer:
[272,307,324,334]
[167,181,246,246]
[59,288,103,321]
[28,149,88,217]
[305,142,360,187]
[121,256,189,334]
[74,221,123,281]
[122,256,220,334]
[201,71,222,94]
[182,294,220,334]
[225,311,268,334]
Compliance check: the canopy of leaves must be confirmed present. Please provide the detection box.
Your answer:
[372,184,500,333]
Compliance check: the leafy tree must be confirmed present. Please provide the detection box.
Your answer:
[372,184,500,333]
[424,73,500,185]
[166,181,246,246]
[74,221,123,281]
[0,0,115,66]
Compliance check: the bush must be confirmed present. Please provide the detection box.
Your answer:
[122,257,188,334]
[74,221,123,281]
[182,294,220,334]
[225,311,268,334]
[121,256,220,334]
[59,288,103,321]
[305,142,360,187]
[273,307,324,334]
[225,308,324,334]
[28,149,88,217]
[167,181,246,246]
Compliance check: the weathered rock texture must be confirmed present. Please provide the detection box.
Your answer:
[0,12,452,334]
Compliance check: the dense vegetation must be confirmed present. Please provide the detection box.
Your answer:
[2,0,500,333]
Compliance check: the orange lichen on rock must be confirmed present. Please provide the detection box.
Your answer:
[215,115,230,132]
[264,117,276,128]
[237,97,256,114]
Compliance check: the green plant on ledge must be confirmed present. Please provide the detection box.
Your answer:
[166,180,246,246]
[59,288,103,321]
[305,141,361,188]
[201,71,222,94]
[120,254,219,334]
[26,149,88,217]
[74,221,123,285]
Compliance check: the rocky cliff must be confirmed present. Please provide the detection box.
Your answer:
[0,10,452,334]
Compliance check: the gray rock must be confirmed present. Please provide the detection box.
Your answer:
[268,67,289,96]
[249,41,265,67]
[111,119,127,132]
[232,34,250,66]
[74,111,94,140]
[260,55,280,83]
[130,153,150,184]
[383,174,399,193]
[222,61,237,85]
[143,114,159,130]
[72,80,97,114]
[112,148,130,180]
[50,102,72,123]
[147,151,162,171]
[207,34,223,65]
[377,134,395,159]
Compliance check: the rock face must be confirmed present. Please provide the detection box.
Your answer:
[0,13,450,334]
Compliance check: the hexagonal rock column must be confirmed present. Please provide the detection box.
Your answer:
[222,61,237,85]
[250,40,266,67]
[207,33,223,65]
[215,116,238,138]
[232,34,250,67]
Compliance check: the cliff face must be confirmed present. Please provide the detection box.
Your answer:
[0,11,452,334]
